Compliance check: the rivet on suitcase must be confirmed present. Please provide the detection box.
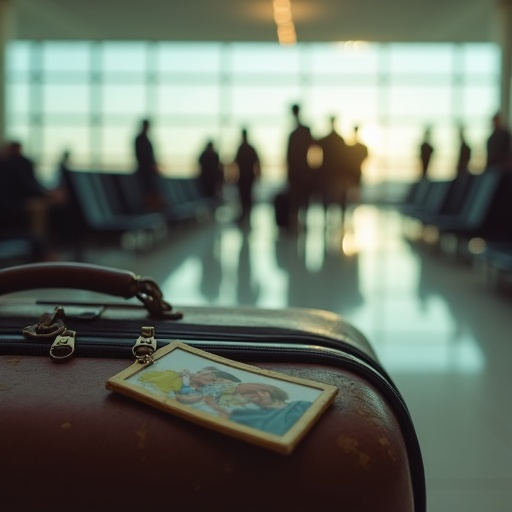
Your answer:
[0,263,426,512]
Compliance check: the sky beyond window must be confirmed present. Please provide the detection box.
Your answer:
[6,41,500,187]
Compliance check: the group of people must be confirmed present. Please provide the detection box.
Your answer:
[135,106,369,231]
[3,109,509,263]
[198,129,262,224]
[286,104,368,230]
[418,112,512,178]
[134,119,261,225]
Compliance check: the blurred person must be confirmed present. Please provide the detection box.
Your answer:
[286,103,315,230]
[486,112,511,170]
[456,125,471,175]
[134,118,165,211]
[54,149,72,191]
[0,141,65,237]
[198,140,224,200]
[419,126,434,177]
[316,116,350,222]
[0,141,65,260]
[346,124,368,207]
[234,128,260,224]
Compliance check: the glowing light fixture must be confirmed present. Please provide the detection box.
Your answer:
[335,41,372,53]
[273,0,296,45]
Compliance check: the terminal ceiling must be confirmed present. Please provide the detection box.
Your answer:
[14,0,498,43]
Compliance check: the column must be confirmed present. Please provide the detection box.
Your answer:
[0,0,16,144]
[493,0,512,124]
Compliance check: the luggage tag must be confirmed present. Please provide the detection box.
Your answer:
[108,330,338,455]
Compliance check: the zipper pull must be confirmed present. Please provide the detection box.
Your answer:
[23,306,67,340]
[132,326,157,364]
[50,330,76,362]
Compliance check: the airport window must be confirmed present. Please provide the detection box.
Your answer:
[102,84,147,117]
[5,41,500,188]
[308,85,379,124]
[42,42,91,75]
[461,44,499,76]
[230,85,302,119]
[308,43,379,75]
[101,42,148,74]
[42,84,91,116]
[388,43,455,75]
[156,84,221,116]
[157,43,223,74]
[230,43,302,75]
[388,86,453,119]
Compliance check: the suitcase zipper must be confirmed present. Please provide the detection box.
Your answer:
[0,327,394,391]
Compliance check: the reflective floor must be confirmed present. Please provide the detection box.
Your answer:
[88,200,512,511]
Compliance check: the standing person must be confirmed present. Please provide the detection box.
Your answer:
[286,103,314,230]
[234,128,260,224]
[346,124,368,209]
[486,112,511,170]
[317,116,349,220]
[419,126,434,178]
[456,125,471,175]
[198,140,224,200]
[134,118,164,211]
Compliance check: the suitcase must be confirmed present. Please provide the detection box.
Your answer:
[0,262,425,512]
[273,189,290,228]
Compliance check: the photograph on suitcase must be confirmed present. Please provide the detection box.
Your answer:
[0,262,425,512]
[107,340,338,454]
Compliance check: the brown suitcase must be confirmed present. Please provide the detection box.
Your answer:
[0,263,425,512]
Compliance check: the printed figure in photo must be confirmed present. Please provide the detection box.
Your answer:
[208,382,313,436]
[135,366,241,415]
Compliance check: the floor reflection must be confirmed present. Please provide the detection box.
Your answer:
[93,202,488,376]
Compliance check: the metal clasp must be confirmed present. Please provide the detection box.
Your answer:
[136,278,183,319]
[23,306,67,340]
[50,330,76,362]
[132,326,157,364]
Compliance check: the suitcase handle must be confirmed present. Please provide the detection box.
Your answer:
[0,262,182,319]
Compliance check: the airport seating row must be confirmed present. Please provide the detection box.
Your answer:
[0,231,44,266]
[0,170,219,265]
[402,168,512,247]
[399,166,512,289]
[61,169,219,253]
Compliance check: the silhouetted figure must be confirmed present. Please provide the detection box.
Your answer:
[0,142,60,236]
[486,112,511,170]
[198,140,223,200]
[234,128,260,224]
[49,149,76,246]
[317,116,349,220]
[53,149,73,191]
[58,149,71,172]
[456,125,471,175]
[419,127,434,177]
[0,141,64,259]
[347,125,368,206]
[134,118,165,211]
[286,103,314,229]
